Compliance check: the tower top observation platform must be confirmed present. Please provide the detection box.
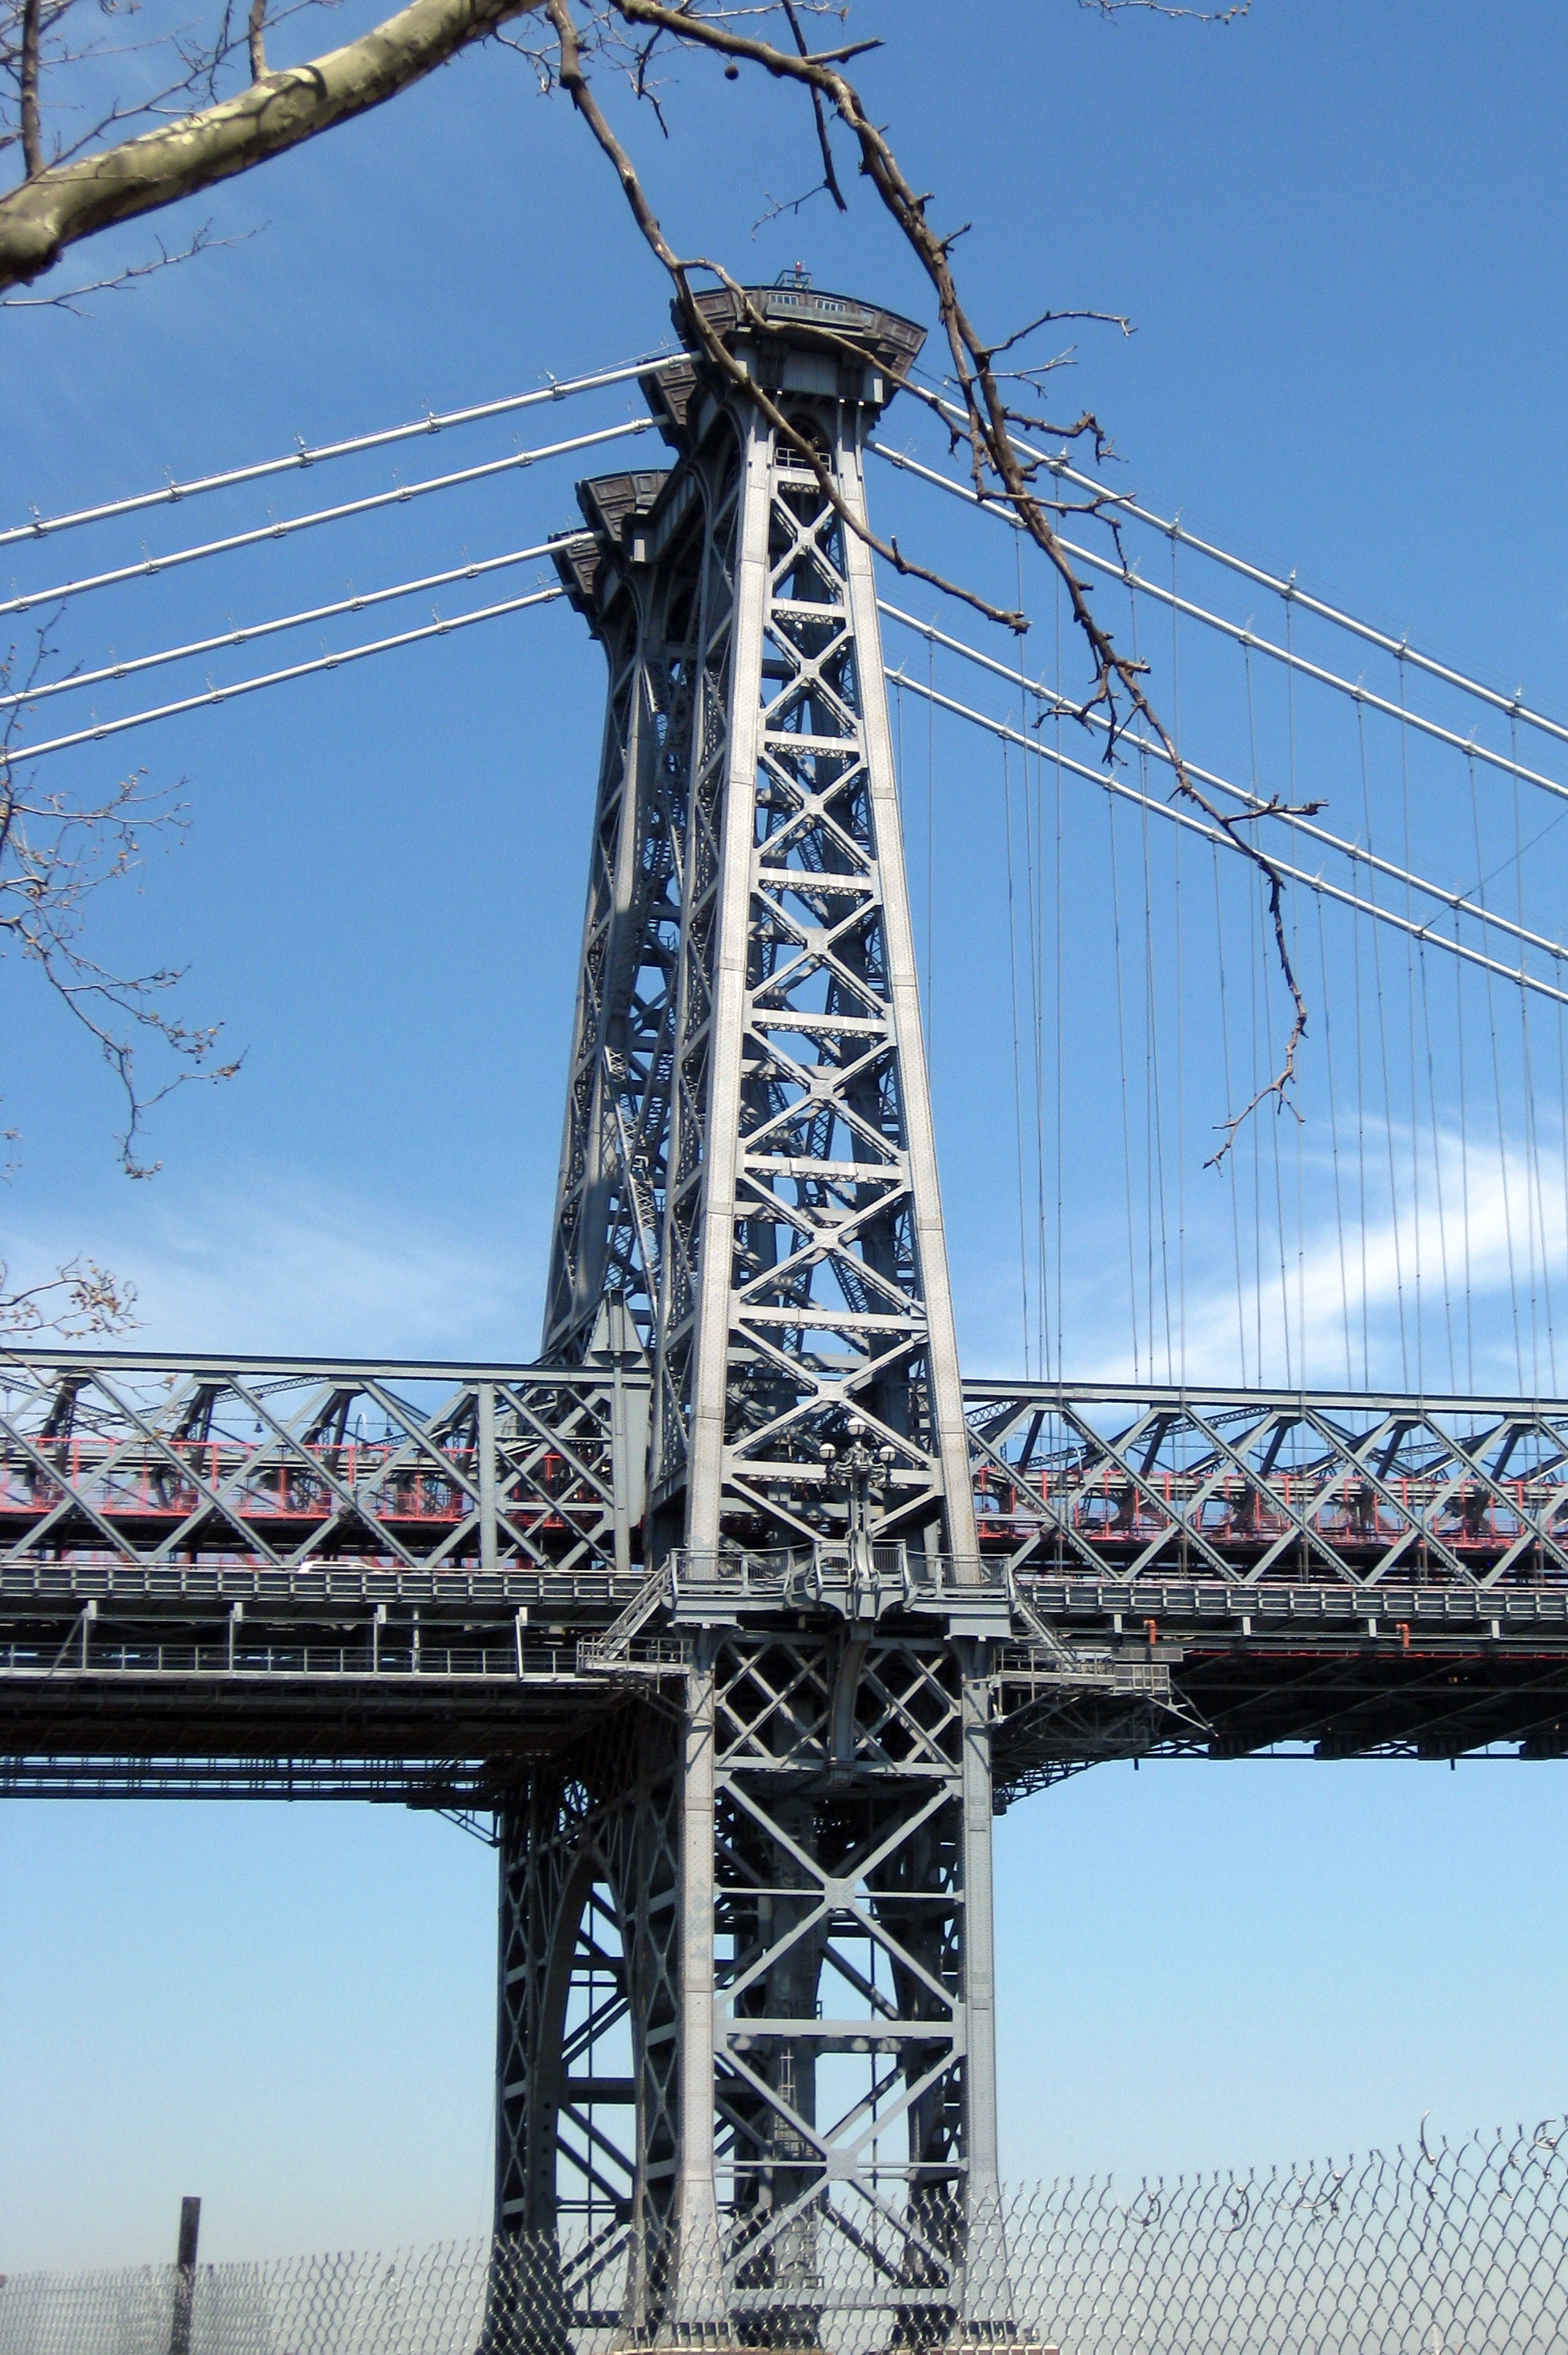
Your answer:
[642,280,923,451]
[677,279,926,381]
[554,283,925,614]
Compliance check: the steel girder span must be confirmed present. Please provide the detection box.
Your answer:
[9,1351,1568,1754]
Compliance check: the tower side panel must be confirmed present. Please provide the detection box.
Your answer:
[672,396,977,1561]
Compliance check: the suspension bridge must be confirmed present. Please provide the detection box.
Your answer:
[5,279,1568,2341]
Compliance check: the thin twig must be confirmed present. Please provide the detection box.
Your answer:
[781,0,843,212]
[1,219,254,310]
[2,620,241,1173]
[0,1254,139,1336]
[985,302,1132,359]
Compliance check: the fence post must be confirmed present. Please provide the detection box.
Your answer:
[168,2195,200,2355]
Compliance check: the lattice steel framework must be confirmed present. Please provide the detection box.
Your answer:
[0,1344,644,1577]
[546,293,974,1570]
[515,287,1014,2336]
[966,1380,1568,1589]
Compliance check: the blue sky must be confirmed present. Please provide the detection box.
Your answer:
[5,0,1568,2269]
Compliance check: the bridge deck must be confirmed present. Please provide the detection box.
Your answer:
[5,1354,1568,1797]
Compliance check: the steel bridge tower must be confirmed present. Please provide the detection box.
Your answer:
[494,284,1017,2340]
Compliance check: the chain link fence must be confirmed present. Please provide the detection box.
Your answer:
[4,2128,1566,2354]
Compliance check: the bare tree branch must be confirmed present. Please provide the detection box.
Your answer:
[984,303,1132,360]
[0,1253,138,1336]
[2,218,255,309]
[17,0,39,174]
[781,0,843,212]
[597,0,1307,1149]
[1,0,1293,1153]
[1082,0,1249,20]
[0,0,546,291]
[546,0,1022,634]
[2,624,242,1176]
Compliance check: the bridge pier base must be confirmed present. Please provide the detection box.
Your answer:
[491,1612,1026,2349]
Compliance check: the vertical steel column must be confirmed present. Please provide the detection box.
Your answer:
[673,1637,724,2319]
[655,357,977,1562]
[542,513,649,1363]
[681,412,775,1554]
[837,437,979,1573]
[544,467,701,1368]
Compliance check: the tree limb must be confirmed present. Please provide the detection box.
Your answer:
[2,624,241,1175]
[1,219,253,311]
[606,0,1307,1151]
[19,0,41,176]
[0,1254,139,1337]
[547,0,1022,632]
[0,0,545,291]
[781,0,843,212]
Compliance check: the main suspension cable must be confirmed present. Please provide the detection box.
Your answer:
[877,598,1568,973]
[0,540,561,714]
[2,353,677,551]
[6,586,565,763]
[1,419,653,621]
[917,394,1568,759]
[887,668,1568,1009]
[870,444,1568,806]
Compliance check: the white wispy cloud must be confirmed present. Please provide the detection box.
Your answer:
[966,1116,1568,1395]
[2,1172,543,1360]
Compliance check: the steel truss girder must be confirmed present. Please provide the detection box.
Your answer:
[968,1380,1568,1590]
[0,1349,645,1578]
[17,1358,1568,1592]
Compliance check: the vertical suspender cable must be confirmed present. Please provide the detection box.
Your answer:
[1259,853,1292,1386]
[1419,939,1457,1389]
[1250,852,1264,1383]
[1034,676,1050,1377]
[1002,736,1033,1378]
[1316,887,1354,1388]
[1107,793,1142,1383]
[1245,643,1289,1382]
[1469,752,1524,1387]
[1352,823,1371,1387]
[1172,534,1187,1384]
[1360,698,1410,1386]
[1398,657,1424,1395]
[1455,908,1475,1390]
[1245,659,1264,1383]
[1131,584,1173,1378]
[1514,715,1555,1391]
[1286,598,1306,1380]
[1214,839,1248,1384]
[1020,541,1052,1381]
[1557,982,1568,1388]
[1054,564,1065,1384]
